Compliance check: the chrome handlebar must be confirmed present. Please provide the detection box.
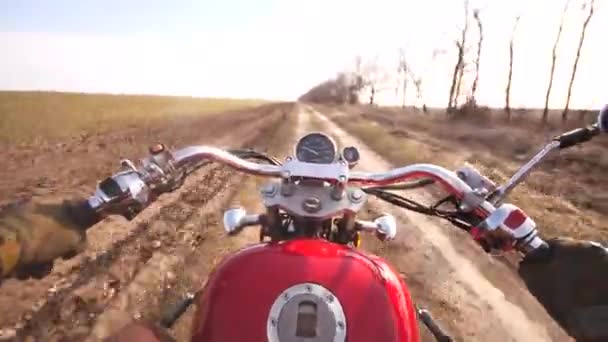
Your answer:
[173,146,480,198]
[172,146,282,177]
[180,145,563,256]
[174,146,498,222]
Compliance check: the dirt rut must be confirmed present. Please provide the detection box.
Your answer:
[0,103,296,341]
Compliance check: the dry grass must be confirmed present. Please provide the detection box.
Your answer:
[322,105,608,244]
[0,91,269,144]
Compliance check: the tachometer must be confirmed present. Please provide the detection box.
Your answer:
[295,133,337,164]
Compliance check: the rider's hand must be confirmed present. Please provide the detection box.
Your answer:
[518,237,608,338]
[102,322,176,342]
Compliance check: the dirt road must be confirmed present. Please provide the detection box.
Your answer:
[0,102,574,341]
[303,105,571,341]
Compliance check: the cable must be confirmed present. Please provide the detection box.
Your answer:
[227,149,282,166]
[363,188,474,232]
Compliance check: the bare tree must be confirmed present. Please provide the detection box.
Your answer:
[365,59,380,105]
[562,0,595,122]
[542,0,570,124]
[454,46,465,109]
[448,0,470,113]
[470,9,483,103]
[356,56,392,106]
[448,50,461,111]
[409,72,423,108]
[505,15,522,120]
[397,49,408,108]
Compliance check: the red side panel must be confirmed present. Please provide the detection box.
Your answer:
[190,239,420,342]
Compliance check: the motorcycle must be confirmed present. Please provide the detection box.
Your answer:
[107,105,608,342]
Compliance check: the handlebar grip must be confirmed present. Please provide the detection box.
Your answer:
[555,127,598,149]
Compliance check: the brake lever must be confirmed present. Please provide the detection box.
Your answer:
[486,140,560,205]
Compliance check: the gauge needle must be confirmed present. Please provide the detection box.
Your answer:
[302,147,319,155]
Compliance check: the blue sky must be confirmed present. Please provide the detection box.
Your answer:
[0,0,605,108]
[0,0,274,33]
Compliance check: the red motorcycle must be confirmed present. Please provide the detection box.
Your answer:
[107,106,608,342]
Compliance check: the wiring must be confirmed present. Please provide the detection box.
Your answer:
[363,188,474,232]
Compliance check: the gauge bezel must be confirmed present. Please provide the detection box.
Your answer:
[342,146,360,164]
[294,133,339,164]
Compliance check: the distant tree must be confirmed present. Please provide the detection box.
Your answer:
[469,8,484,104]
[505,15,521,120]
[298,70,364,105]
[397,49,409,109]
[364,58,380,105]
[448,0,471,113]
[562,0,595,122]
[542,0,570,124]
[354,55,393,106]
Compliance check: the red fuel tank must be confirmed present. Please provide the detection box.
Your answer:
[190,239,420,342]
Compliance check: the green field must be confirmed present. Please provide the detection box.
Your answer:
[0,91,268,144]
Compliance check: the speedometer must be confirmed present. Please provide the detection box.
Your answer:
[295,133,338,164]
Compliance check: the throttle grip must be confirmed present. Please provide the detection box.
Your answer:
[555,127,598,149]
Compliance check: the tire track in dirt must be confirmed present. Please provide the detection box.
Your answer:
[0,104,295,341]
[304,105,571,342]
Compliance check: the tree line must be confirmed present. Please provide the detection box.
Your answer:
[300,0,597,124]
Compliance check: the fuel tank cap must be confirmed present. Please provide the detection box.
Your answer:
[267,283,346,342]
